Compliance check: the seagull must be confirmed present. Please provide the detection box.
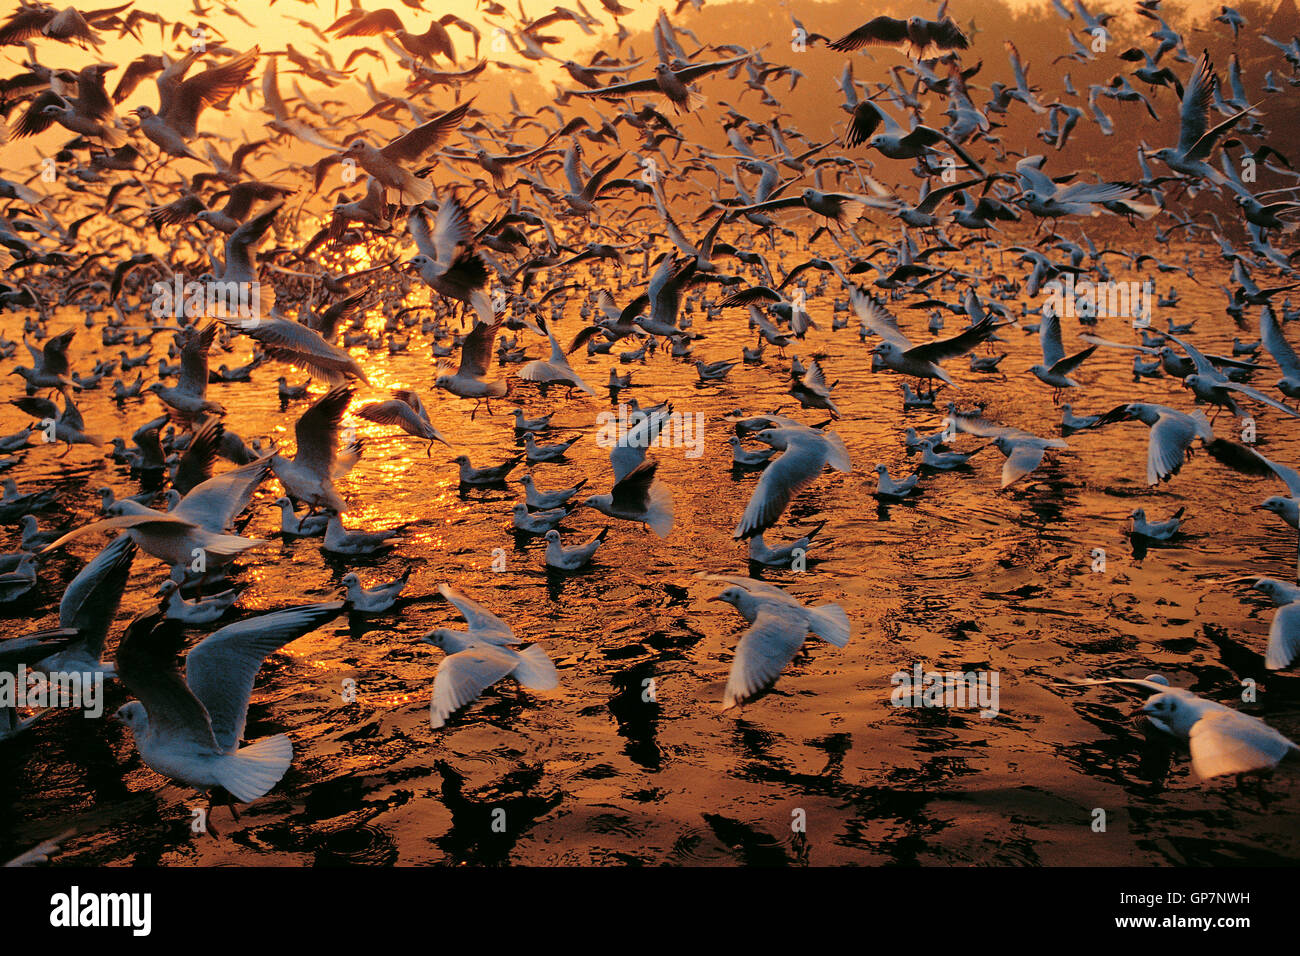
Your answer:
[339,100,473,204]
[511,409,553,433]
[271,385,354,515]
[576,459,674,537]
[114,604,345,815]
[341,568,411,613]
[41,459,272,574]
[524,433,579,463]
[789,359,840,418]
[273,497,329,538]
[543,527,608,570]
[421,584,558,729]
[1030,312,1097,401]
[855,290,1005,387]
[358,390,451,454]
[1167,332,1300,420]
[452,454,523,486]
[434,315,508,418]
[156,579,243,625]
[1091,402,1215,485]
[518,474,586,509]
[1259,305,1300,400]
[512,502,567,535]
[1061,404,1101,435]
[1061,675,1299,779]
[734,426,851,539]
[704,575,851,709]
[407,198,492,325]
[728,435,776,467]
[1129,506,1185,540]
[950,411,1069,487]
[1251,579,1300,671]
[873,463,920,499]
[1146,53,1250,188]
[323,514,404,556]
[829,15,970,59]
[748,521,826,568]
[519,315,597,396]
[569,54,752,113]
[1,628,77,740]
[39,534,136,679]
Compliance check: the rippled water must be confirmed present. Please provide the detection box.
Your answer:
[3,234,1299,866]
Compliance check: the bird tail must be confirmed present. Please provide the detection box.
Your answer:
[218,734,293,803]
[397,172,436,205]
[645,481,674,538]
[809,603,851,648]
[512,644,559,691]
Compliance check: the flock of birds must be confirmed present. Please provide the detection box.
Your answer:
[3,0,1300,857]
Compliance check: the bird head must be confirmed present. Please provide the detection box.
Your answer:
[543,529,561,543]
[421,628,453,649]
[114,700,147,733]
[1260,495,1292,517]
[1138,692,1181,734]
[709,586,745,608]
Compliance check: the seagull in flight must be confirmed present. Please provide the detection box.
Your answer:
[704,575,850,709]
[115,604,345,819]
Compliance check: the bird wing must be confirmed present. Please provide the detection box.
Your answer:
[1147,412,1200,484]
[907,316,999,364]
[230,317,369,385]
[1267,601,1300,671]
[1261,306,1300,378]
[166,47,261,139]
[186,602,345,751]
[733,438,827,538]
[40,512,197,554]
[380,99,473,164]
[1050,344,1098,376]
[438,583,517,644]
[176,323,216,397]
[671,53,752,84]
[610,458,658,511]
[829,16,908,52]
[723,606,807,708]
[1039,311,1066,367]
[1218,380,1300,418]
[431,196,472,264]
[1002,442,1047,487]
[294,384,353,480]
[1188,707,1298,778]
[456,315,502,378]
[173,457,272,533]
[1176,53,1214,158]
[851,290,912,349]
[57,535,136,660]
[1163,331,1217,377]
[569,75,663,99]
[430,646,520,728]
[116,614,219,751]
